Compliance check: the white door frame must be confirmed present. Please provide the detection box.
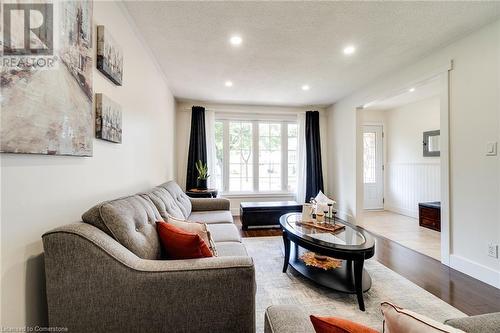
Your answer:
[355,61,453,266]
[362,124,384,210]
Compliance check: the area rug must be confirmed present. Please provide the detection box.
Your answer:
[242,236,465,333]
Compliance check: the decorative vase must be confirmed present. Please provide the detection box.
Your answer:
[302,203,314,222]
[197,178,207,190]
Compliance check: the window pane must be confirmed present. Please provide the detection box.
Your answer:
[214,121,224,189]
[288,124,297,137]
[259,136,270,150]
[286,123,298,193]
[269,136,280,150]
[259,123,269,135]
[228,121,253,191]
[270,124,280,136]
[259,123,282,191]
[288,177,297,192]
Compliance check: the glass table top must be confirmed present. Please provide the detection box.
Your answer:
[284,213,366,248]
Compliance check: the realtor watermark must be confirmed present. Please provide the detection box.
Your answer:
[2,2,57,69]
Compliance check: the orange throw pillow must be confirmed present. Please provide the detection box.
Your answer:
[156,221,213,259]
[310,315,380,333]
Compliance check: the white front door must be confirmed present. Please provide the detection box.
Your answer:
[363,125,384,210]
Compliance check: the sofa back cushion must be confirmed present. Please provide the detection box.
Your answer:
[141,186,185,219]
[82,195,163,260]
[159,181,192,218]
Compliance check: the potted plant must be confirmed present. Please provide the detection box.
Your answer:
[195,160,209,189]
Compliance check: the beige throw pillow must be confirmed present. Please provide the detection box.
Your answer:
[381,302,465,333]
[165,215,218,256]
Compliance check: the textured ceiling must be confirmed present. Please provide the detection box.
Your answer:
[124,1,500,106]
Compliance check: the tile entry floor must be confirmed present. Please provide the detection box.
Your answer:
[358,210,441,261]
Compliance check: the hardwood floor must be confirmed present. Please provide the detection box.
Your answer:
[233,216,500,316]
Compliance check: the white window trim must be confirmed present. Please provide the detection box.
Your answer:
[215,116,297,195]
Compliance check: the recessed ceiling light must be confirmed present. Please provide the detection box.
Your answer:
[230,35,242,46]
[302,85,310,91]
[225,81,233,87]
[343,45,356,55]
[409,87,415,92]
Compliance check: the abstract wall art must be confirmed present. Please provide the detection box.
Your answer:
[97,25,123,86]
[95,93,122,144]
[0,0,94,156]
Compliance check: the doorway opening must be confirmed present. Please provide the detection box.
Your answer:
[357,74,448,262]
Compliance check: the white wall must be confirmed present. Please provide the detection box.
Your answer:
[327,103,357,222]
[176,100,328,214]
[0,2,176,327]
[327,20,500,287]
[386,97,440,164]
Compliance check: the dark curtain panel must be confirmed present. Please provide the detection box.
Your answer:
[305,111,324,201]
[186,106,207,190]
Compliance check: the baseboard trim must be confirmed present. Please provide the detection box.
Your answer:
[231,208,240,216]
[449,254,500,289]
[384,205,418,219]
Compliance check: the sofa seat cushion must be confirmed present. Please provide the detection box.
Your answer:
[82,195,162,260]
[159,181,192,218]
[444,313,500,333]
[188,210,234,224]
[215,241,248,257]
[207,223,241,243]
[140,186,185,220]
[265,305,314,333]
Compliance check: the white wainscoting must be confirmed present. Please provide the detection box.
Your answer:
[385,162,440,218]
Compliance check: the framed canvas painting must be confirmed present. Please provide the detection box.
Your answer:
[0,1,93,156]
[97,25,123,86]
[95,94,122,144]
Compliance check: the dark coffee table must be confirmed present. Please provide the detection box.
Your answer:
[280,213,375,311]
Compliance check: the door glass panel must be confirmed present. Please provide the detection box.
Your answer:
[363,132,376,184]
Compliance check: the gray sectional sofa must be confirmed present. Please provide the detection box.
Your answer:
[264,305,500,333]
[42,181,255,333]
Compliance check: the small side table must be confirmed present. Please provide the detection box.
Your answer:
[185,189,218,198]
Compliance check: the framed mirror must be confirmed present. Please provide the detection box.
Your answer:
[423,130,440,157]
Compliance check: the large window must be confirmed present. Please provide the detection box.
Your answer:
[215,119,297,193]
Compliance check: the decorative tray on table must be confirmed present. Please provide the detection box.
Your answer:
[295,220,345,233]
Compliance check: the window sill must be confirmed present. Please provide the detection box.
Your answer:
[220,191,296,199]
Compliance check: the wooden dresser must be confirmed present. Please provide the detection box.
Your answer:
[418,201,441,231]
